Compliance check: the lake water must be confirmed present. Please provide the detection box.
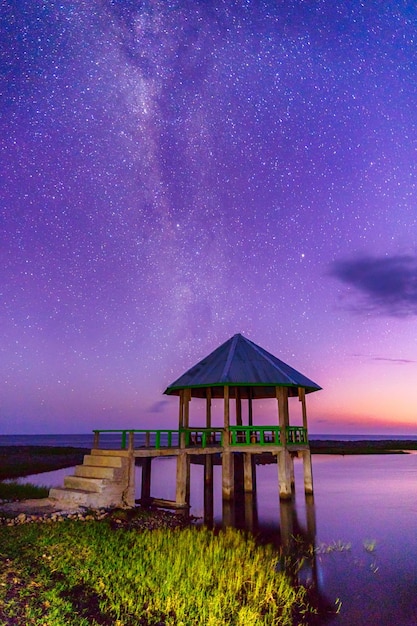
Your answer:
[5,435,417,624]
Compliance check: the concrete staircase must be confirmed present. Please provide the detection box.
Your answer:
[49,449,135,509]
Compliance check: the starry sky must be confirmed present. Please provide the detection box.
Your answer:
[2,0,417,436]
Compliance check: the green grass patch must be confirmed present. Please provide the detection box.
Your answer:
[0,480,49,501]
[0,522,312,625]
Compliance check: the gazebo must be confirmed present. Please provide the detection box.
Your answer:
[164,333,321,502]
[49,333,321,511]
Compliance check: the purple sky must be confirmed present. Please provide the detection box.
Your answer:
[2,1,417,435]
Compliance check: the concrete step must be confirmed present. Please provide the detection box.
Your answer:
[83,454,123,468]
[75,465,120,480]
[64,475,106,493]
[90,449,130,458]
[49,487,93,507]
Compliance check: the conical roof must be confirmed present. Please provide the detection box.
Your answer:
[164,334,321,399]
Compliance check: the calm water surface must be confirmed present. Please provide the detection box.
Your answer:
[18,453,417,625]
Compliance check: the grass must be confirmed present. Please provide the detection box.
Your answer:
[0,522,313,625]
[0,480,49,501]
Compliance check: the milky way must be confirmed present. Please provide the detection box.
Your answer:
[2,1,417,434]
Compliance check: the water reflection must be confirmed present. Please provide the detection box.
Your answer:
[18,453,417,624]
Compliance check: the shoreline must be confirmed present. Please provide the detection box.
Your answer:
[310,439,417,454]
[2,440,417,480]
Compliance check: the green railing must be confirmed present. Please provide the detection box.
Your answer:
[93,429,180,450]
[229,426,307,446]
[286,426,308,444]
[230,426,280,446]
[182,428,224,448]
[92,426,307,450]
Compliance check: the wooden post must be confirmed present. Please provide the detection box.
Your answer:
[302,449,314,494]
[305,494,316,538]
[222,498,235,528]
[298,387,308,430]
[222,385,234,499]
[179,390,185,448]
[178,390,184,428]
[244,493,255,533]
[204,454,214,525]
[276,387,291,498]
[298,387,314,494]
[276,386,289,445]
[236,387,242,426]
[277,449,292,499]
[243,452,254,493]
[290,452,295,489]
[141,457,152,502]
[121,439,136,507]
[184,388,190,428]
[248,387,253,426]
[176,452,190,506]
[222,450,234,500]
[206,388,212,428]
[279,499,294,548]
[224,384,230,439]
[185,454,191,504]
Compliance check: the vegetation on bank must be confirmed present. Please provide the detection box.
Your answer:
[309,440,417,455]
[0,446,86,480]
[2,439,417,481]
[0,522,312,625]
[0,480,49,501]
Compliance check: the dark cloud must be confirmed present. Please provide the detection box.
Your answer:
[372,356,415,364]
[353,353,415,364]
[329,255,417,317]
[148,400,170,414]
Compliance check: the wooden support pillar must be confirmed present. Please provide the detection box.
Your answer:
[290,453,295,489]
[298,387,308,430]
[141,457,152,502]
[222,385,233,499]
[302,449,314,494]
[204,455,214,525]
[248,388,253,426]
[179,389,191,448]
[205,454,213,485]
[185,456,191,505]
[224,384,230,441]
[243,452,254,493]
[179,390,185,447]
[276,386,292,499]
[276,386,289,445]
[305,494,316,539]
[236,387,242,426]
[277,449,292,499]
[201,402,214,494]
[176,452,190,506]
[206,388,212,428]
[222,450,234,500]
[120,447,136,508]
[184,389,190,428]
[222,498,235,528]
[279,499,294,548]
[244,493,255,533]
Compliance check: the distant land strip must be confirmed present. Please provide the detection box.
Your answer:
[1,441,417,480]
[309,439,417,455]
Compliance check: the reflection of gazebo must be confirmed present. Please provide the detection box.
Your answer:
[164,333,321,502]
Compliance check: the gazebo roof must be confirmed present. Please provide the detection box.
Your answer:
[164,333,321,399]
